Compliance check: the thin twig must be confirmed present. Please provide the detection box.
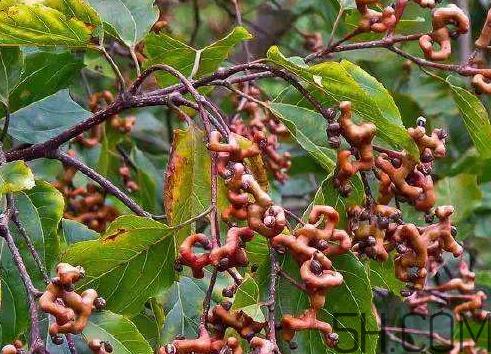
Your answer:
[326,6,344,47]
[129,46,142,77]
[169,206,215,230]
[200,268,218,327]
[11,207,50,284]
[65,334,78,354]
[99,46,126,91]
[1,195,45,352]
[283,208,306,226]
[278,269,307,291]
[0,106,10,143]
[267,246,280,352]
[48,149,151,217]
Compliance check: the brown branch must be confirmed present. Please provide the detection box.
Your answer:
[1,196,45,353]
[267,246,280,353]
[47,149,151,218]
[11,208,50,284]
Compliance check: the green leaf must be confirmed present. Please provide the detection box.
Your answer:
[436,174,481,225]
[0,47,23,107]
[449,82,491,158]
[453,319,489,350]
[365,255,404,296]
[232,274,265,322]
[15,181,64,270]
[61,215,176,316]
[131,310,161,348]
[340,60,404,127]
[159,276,208,344]
[131,147,158,213]
[9,90,91,144]
[86,0,158,46]
[245,236,269,267]
[267,46,419,157]
[0,4,94,47]
[61,219,99,245]
[44,0,101,26]
[272,252,378,354]
[83,311,153,354]
[269,102,336,172]
[309,176,365,228]
[9,51,84,112]
[1,181,64,342]
[0,161,34,194]
[268,177,376,353]
[0,272,28,343]
[144,26,252,87]
[164,125,228,245]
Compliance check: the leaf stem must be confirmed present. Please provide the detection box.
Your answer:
[99,46,126,91]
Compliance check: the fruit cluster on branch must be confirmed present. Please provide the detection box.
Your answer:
[405,261,489,321]
[38,263,105,345]
[330,102,463,291]
[230,84,291,183]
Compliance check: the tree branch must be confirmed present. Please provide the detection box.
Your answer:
[47,149,151,218]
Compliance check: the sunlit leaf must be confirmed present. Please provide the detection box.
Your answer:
[44,0,101,26]
[0,181,64,342]
[0,4,94,47]
[232,274,265,322]
[83,311,153,354]
[268,46,419,158]
[61,216,176,316]
[144,26,252,87]
[164,124,228,245]
[0,161,35,194]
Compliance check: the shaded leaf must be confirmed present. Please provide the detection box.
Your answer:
[266,177,376,353]
[9,51,84,112]
[436,174,481,225]
[0,4,94,47]
[0,181,64,342]
[61,216,176,316]
[270,102,336,172]
[272,252,378,354]
[0,47,23,107]
[131,147,159,213]
[9,90,91,144]
[83,311,153,354]
[0,266,29,342]
[366,255,404,296]
[86,0,158,46]
[267,46,419,157]
[144,27,252,87]
[0,161,34,194]
[309,176,365,228]
[61,219,99,245]
[159,276,207,344]
[449,82,491,158]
